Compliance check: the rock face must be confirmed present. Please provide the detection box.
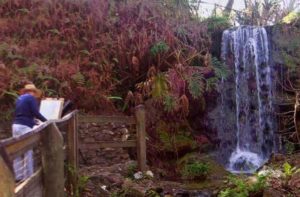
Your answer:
[78,122,132,166]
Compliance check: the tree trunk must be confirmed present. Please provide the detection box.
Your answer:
[294,92,300,143]
[224,0,234,16]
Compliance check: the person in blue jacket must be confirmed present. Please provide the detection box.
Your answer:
[12,84,47,181]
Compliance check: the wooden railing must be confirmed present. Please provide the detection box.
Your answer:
[0,105,147,197]
[78,105,147,171]
[0,111,78,197]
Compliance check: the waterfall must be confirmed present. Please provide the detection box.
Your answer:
[219,26,275,173]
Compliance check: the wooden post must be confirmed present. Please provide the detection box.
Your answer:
[135,105,147,172]
[0,153,15,197]
[67,112,78,170]
[66,112,79,192]
[41,123,64,197]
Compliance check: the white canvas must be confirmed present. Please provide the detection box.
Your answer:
[39,98,64,120]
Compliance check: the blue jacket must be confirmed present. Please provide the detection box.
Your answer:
[13,94,47,128]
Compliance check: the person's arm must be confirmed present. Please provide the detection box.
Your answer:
[28,96,47,122]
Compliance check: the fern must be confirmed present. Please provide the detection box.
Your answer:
[150,41,169,56]
[3,90,18,99]
[19,64,38,77]
[71,72,85,85]
[48,29,60,35]
[37,74,60,85]
[283,162,300,178]
[151,73,168,98]
[163,94,176,112]
[211,57,230,80]
[205,77,219,92]
[187,72,204,99]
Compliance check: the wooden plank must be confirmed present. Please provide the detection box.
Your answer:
[2,132,41,159]
[65,112,78,193]
[67,113,78,169]
[55,110,78,123]
[79,140,137,149]
[15,168,42,197]
[74,112,79,169]
[0,153,15,197]
[0,111,78,158]
[41,123,64,197]
[79,115,136,125]
[135,105,147,172]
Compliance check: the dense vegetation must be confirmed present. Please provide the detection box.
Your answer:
[0,0,230,171]
[1,0,300,196]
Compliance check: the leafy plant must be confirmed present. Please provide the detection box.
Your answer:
[65,165,89,197]
[283,162,300,178]
[219,174,267,197]
[187,73,204,99]
[249,174,267,193]
[126,162,138,179]
[163,94,176,112]
[211,57,230,80]
[145,189,160,197]
[205,16,231,32]
[181,161,210,180]
[151,73,169,98]
[150,41,169,56]
[284,141,295,155]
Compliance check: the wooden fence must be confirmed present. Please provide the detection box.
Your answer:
[79,105,147,171]
[0,105,146,197]
[0,111,78,197]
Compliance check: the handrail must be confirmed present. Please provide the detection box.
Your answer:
[0,110,79,197]
[79,114,136,124]
[0,110,79,158]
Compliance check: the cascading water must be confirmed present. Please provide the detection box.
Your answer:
[218,26,275,173]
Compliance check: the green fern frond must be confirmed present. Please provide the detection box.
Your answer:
[37,74,60,84]
[79,50,91,56]
[48,29,60,35]
[19,64,38,76]
[211,57,230,80]
[187,73,204,99]
[206,77,219,92]
[163,94,176,112]
[150,41,169,56]
[71,72,85,85]
[3,90,18,99]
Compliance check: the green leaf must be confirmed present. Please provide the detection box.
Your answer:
[17,8,30,14]
[187,73,204,99]
[71,72,85,85]
[211,57,230,80]
[48,29,60,35]
[3,91,18,99]
[150,41,169,56]
[79,50,90,56]
[151,73,168,98]
[283,162,292,176]
[163,94,176,112]
[107,96,123,100]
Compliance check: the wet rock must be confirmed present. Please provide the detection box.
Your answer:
[258,166,283,178]
[134,171,143,180]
